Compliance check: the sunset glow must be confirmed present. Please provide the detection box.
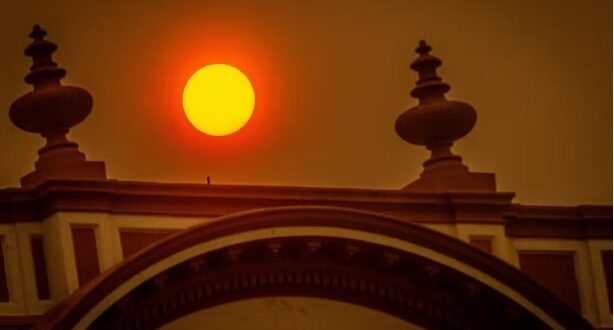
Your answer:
[182,64,255,136]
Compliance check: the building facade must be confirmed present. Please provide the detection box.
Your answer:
[0,26,611,329]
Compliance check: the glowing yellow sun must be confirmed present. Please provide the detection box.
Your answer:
[182,64,255,136]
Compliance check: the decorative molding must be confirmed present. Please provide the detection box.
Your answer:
[504,204,612,239]
[1,178,511,223]
[89,237,549,329]
[1,179,609,238]
[32,206,594,329]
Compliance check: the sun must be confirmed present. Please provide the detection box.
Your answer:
[182,64,255,136]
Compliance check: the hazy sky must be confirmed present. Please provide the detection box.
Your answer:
[0,0,611,206]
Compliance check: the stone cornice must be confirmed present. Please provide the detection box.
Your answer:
[504,204,613,239]
[0,179,514,223]
[0,179,610,238]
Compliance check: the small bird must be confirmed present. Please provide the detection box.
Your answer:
[206,176,211,185]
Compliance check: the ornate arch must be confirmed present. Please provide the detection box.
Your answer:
[34,206,593,329]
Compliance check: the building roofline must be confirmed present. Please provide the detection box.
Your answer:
[0,179,609,239]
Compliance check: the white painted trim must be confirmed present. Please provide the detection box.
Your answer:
[15,223,54,314]
[0,224,27,314]
[586,240,612,328]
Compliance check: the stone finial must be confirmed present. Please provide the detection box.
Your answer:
[395,40,495,192]
[23,24,67,89]
[9,25,105,187]
[409,40,450,104]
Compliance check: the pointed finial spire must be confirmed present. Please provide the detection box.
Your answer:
[416,40,430,54]
[409,40,450,104]
[9,25,105,187]
[394,40,495,192]
[23,24,66,89]
[29,24,45,39]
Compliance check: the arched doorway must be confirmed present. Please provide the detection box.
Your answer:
[35,206,593,329]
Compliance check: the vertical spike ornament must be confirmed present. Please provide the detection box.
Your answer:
[395,41,495,192]
[9,25,106,187]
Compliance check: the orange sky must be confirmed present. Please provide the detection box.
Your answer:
[0,0,611,206]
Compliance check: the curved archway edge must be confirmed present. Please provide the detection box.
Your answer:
[34,206,593,329]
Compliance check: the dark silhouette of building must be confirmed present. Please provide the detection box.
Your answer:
[0,25,610,329]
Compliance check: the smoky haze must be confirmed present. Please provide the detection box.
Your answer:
[0,0,611,206]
